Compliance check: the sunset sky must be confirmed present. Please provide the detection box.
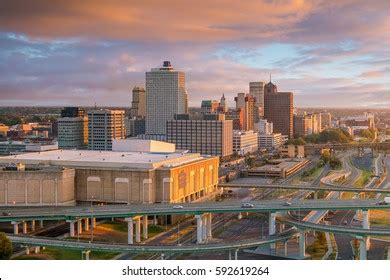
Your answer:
[0,0,389,107]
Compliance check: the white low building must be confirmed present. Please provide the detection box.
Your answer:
[258,133,283,150]
[233,130,258,155]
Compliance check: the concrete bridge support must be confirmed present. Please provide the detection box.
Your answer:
[234,249,238,260]
[135,217,141,243]
[358,236,367,260]
[77,219,82,235]
[269,212,277,250]
[31,220,36,231]
[84,218,89,231]
[299,231,306,259]
[142,215,148,240]
[196,213,212,244]
[91,217,96,228]
[11,221,19,235]
[22,222,28,234]
[40,220,44,228]
[125,217,134,245]
[362,210,370,250]
[66,220,75,237]
[196,214,203,244]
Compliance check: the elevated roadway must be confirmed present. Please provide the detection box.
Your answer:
[1,199,390,223]
[8,228,298,253]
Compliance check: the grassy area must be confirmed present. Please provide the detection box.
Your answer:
[368,210,390,227]
[306,232,328,260]
[13,247,119,260]
[353,170,372,187]
[300,165,324,182]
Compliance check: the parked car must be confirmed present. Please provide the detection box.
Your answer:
[2,212,11,216]
[283,202,292,206]
[172,205,184,209]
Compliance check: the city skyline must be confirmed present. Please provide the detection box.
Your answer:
[0,0,389,108]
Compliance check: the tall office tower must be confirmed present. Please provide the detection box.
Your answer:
[201,100,219,114]
[88,109,125,151]
[249,81,265,121]
[145,61,187,135]
[244,94,255,131]
[309,113,320,133]
[235,92,246,110]
[320,112,332,130]
[219,94,227,113]
[225,109,244,130]
[58,107,88,149]
[294,114,313,137]
[130,86,146,118]
[264,80,294,138]
[166,114,233,157]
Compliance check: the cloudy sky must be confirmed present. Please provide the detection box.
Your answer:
[0,0,389,108]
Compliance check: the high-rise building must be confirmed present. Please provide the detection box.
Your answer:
[58,107,88,149]
[235,92,246,110]
[166,114,233,157]
[130,86,146,118]
[244,94,255,131]
[320,112,332,130]
[61,107,86,118]
[294,114,313,137]
[219,94,227,113]
[201,100,219,114]
[225,109,244,130]
[264,80,294,138]
[250,81,265,121]
[145,61,187,135]
[88,109,125,151]
[235,93,255,131]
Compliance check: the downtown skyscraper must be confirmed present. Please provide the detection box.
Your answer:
[145,61,188,135]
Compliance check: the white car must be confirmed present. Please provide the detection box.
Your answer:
[241,203,254,208]
[283,201,292,206]
[172,205,184,209]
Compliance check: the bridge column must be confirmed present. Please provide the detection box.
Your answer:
[202,214,207,242]
[269,212,277,250]
[284,241,288,257]
[31,220,36,231]
[39,220,44,228]
[195,214,203,244]
[135,217,141,243]
[313,191,318,200]
[84,218,89,231]
[238,212,243,220]
[125,217,134,245]
[83,250,91,260]
[11,221,19,235]
[234,249,238,260]
[91,217,96,228]
[206,213,212,240]
[77,219,82,234]
[66,220,75,237]
[362,210,370,250]
[299,231,306,259]
[22,222,28,234]
[34,246,40,254]
[358,237,367,260]
[142,215,148,240]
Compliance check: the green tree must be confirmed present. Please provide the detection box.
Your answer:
[0,232,12,260]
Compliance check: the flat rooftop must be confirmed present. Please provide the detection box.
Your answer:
[0,149,212,170]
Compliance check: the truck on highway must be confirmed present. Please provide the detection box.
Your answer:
[377,197,390,205]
